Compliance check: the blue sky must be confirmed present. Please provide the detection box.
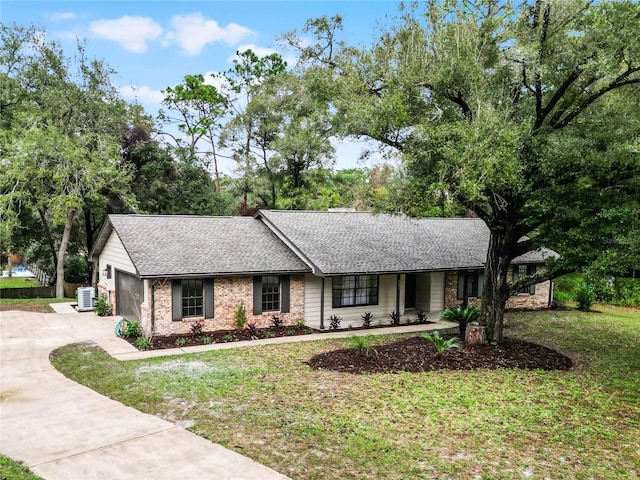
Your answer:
[3,1,403,173]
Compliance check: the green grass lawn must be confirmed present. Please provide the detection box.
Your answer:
[52,306,640,479]
[0,455,43,480]
[0,277,40,289]
[0,297,75,313]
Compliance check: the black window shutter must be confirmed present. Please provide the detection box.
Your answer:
[281,275,290,313]
[172,280,182,321]
[253,276,262,315]
[477,272,484,297]
[204,278,214,318]
[528,265,537,295]
[457,272,465,300]
[512,265,519,282]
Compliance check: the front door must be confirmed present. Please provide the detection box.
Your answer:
[405,273,417,309]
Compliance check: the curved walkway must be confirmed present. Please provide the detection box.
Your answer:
[0,311,289,479]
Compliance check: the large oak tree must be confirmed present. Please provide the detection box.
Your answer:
[287,1,640,341]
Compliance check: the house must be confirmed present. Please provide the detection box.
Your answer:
[90,211,555,337]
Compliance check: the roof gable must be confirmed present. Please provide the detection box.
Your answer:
[94,215,310,278]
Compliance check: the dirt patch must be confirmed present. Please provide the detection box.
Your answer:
[308,335,573,373]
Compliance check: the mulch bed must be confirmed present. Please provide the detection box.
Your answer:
[125,325,319,350]
[308,335,573,373]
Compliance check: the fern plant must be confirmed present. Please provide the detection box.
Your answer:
[361,312,374,328]
[348,335,377,356]
[421,331,461,357]
[440,305,480,338]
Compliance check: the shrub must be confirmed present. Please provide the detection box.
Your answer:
[201,336,212,345]
[270,315,283,329]
[388,310,401,326]
[348,335,377,356]
[135,337,153,349]
[246,322,259,338]
[93,294,112,316]
[361,312,374,328]
[296,319,306,328]
[116,319,143,339]
[175,337,187,346]
[421,331,461,357]
[415,310,428,324]
[190,320,203,336]
[234,303,247,329]
[328,314,341,330]
[576,285,595,311]
[440,305,480,338]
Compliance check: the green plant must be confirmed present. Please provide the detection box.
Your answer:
[305,328,314,334]
[348,335,377,356]
[576,285,595,311]
[222,334,234,343]
[388,310,400,326]
[116,319,143,339]
[234,303,247,329]
[361,311,374,328]
[263,330,275,338]
[296,319,306,328]
[421,331,461,357]
[175,337,187,346]
[93,294,112,316]
[328,314,341,330]
[135,337,153,349]
[440,305,480,338]
[201,336,212,344]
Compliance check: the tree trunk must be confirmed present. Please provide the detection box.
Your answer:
[56,209,75,298]
[465,325,486,345]
[480,227,514,343]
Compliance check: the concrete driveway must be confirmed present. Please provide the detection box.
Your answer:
[0,310,289,479]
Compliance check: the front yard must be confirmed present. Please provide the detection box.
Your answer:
[52,306,640,479]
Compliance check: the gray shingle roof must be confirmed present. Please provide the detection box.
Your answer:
[258,210,555,275]
[99,215,310,278]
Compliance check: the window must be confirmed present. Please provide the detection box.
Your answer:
[513,264,536,294]
[261,275,280,312]
[182,279,203,317]
[332,275,379,308]
[457,271,483,300]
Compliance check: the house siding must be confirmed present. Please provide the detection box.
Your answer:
[304,274,403,329]
[151,275,305,336]
[96,231,137,315]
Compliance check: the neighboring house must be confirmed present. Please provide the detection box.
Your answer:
[90,211,555,337]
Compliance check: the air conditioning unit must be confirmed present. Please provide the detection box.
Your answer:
[77,287,95,311]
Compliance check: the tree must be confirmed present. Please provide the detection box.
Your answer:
[288,1,640,342]
[159,74,229,198]
[0,24,134,296]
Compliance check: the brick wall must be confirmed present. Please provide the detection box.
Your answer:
[151,275,305,336]
[444,266,550,310]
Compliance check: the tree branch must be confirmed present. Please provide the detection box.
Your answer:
[552,67,640,129]
[509,266,573,295]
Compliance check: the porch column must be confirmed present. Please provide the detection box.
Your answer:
[396,274,401,314]
[320,277,325,330]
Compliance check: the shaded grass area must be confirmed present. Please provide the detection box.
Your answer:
[0,454,43,480]
[0,297,75,313]
[52,307,640,480]
[0,277,40,289]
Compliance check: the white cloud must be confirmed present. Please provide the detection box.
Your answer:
[49,12,78,22]
[90,16,163,53]
[119,85,165,105]
[164,13,254,56]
